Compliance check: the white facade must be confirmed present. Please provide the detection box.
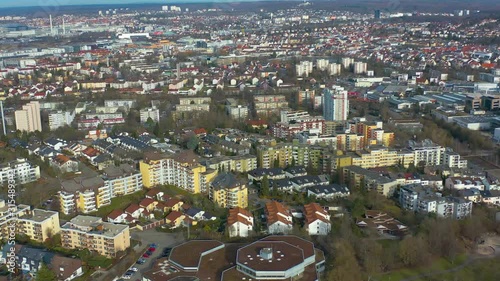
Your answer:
[408,140,445,166]
[322,86,349,121]
[15,101,42,132]
[353,62,367,74]
[296,61,313,77]
[48,111,75,130]
[228,220,253,238]
[268,221,293,234]
[140,107,160,123]
[0,158,40,185]
[443,150,467,168]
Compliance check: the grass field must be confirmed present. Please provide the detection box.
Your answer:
[89,190,147,218]
[376,255,468,281]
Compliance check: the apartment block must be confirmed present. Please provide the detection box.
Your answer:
[399,185,472,219]
[201,155,257,173]
[48,110,75,130]
[15,101,42,132]
[140,150,217,193]
[323,86,349,121]
[61,216,130,258]
[174,97,211,120]
[209,173,248,209]
[253,95,289,117]
[140,107,160,123]
[342,166,400,196]
[408,139,445,166]
[58,164,143,215]
[225,98,249,120]
[16,209,61,243]
[0,158,40,186]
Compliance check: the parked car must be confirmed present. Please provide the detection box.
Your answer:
[149,243,157,248]
[143,253,150,258]
[129,267,138,272]
[136,258,146,264]
[148,247,156,252]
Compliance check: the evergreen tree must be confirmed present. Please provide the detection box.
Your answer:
[260,175,270,197]
[36,262,57,281]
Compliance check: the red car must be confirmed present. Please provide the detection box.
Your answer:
[148,247,156,252]
[143,253,150,258]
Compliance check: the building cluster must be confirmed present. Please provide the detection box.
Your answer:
[0,199,130,258]
[142,235,325,281]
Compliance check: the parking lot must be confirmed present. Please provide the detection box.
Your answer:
[103,229,185,281]
[127,229,185,280]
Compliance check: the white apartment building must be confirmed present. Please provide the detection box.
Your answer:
[15,101,42,132]
[296,61,313,77]
[399,185,472,219]
[140,107,160,123]
[0,158,40,185]
[341,57,354,69]
[443,150,468,168]
[322,86,349,121]
[48,110,75,130]
[408,139,445,166]
[328,63,342,76]
[353,62,368,74]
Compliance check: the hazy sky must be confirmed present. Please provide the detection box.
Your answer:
[0,0,251,9]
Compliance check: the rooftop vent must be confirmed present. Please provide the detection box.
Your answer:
[260,248,273,260]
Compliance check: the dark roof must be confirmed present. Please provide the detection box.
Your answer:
[269,178,294,189]
[248,168,285,178]
[285,165,307,175]
[291,175,329,186]
[210,173,241,190]
[185,207,203,217]
[306,184,350,195]
[170,240,224,268]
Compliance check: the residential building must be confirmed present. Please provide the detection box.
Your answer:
[323,86,349,121]
[140,150,218,193]
[247,168,286,181]
[296,61,313,77]
[209,173,248,208]
[342,166,400,197]
[399,185,473,219]
[227,207,254,238]
[445,177,484,190]
[253,95,289,117]
[408,139,445,166]
[443,149,468,168]
[58,164,142,215]
[0,158,40,185]
[306,184,350,200]
[50,154,79,173]
[15,101,42,132]
[139,107,160,123]
[174,97,211,120]
[304,203,331,235]
[353,61,367,74]
[2,245,83,281]
[200,155,257,173]
[225,98,249,120]
[356,210,408,236]
[297,89,315,107]
[0,202,59,243]
[61,216,130,258]
[15,209,61,243]
[48,110,75,130]
[265,201,293,234]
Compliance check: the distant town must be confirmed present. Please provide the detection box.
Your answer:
[0,1,500,281]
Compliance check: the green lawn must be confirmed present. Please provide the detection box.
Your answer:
[409,257,500,281]
[89,190,147,218]
[376,254,468,281]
